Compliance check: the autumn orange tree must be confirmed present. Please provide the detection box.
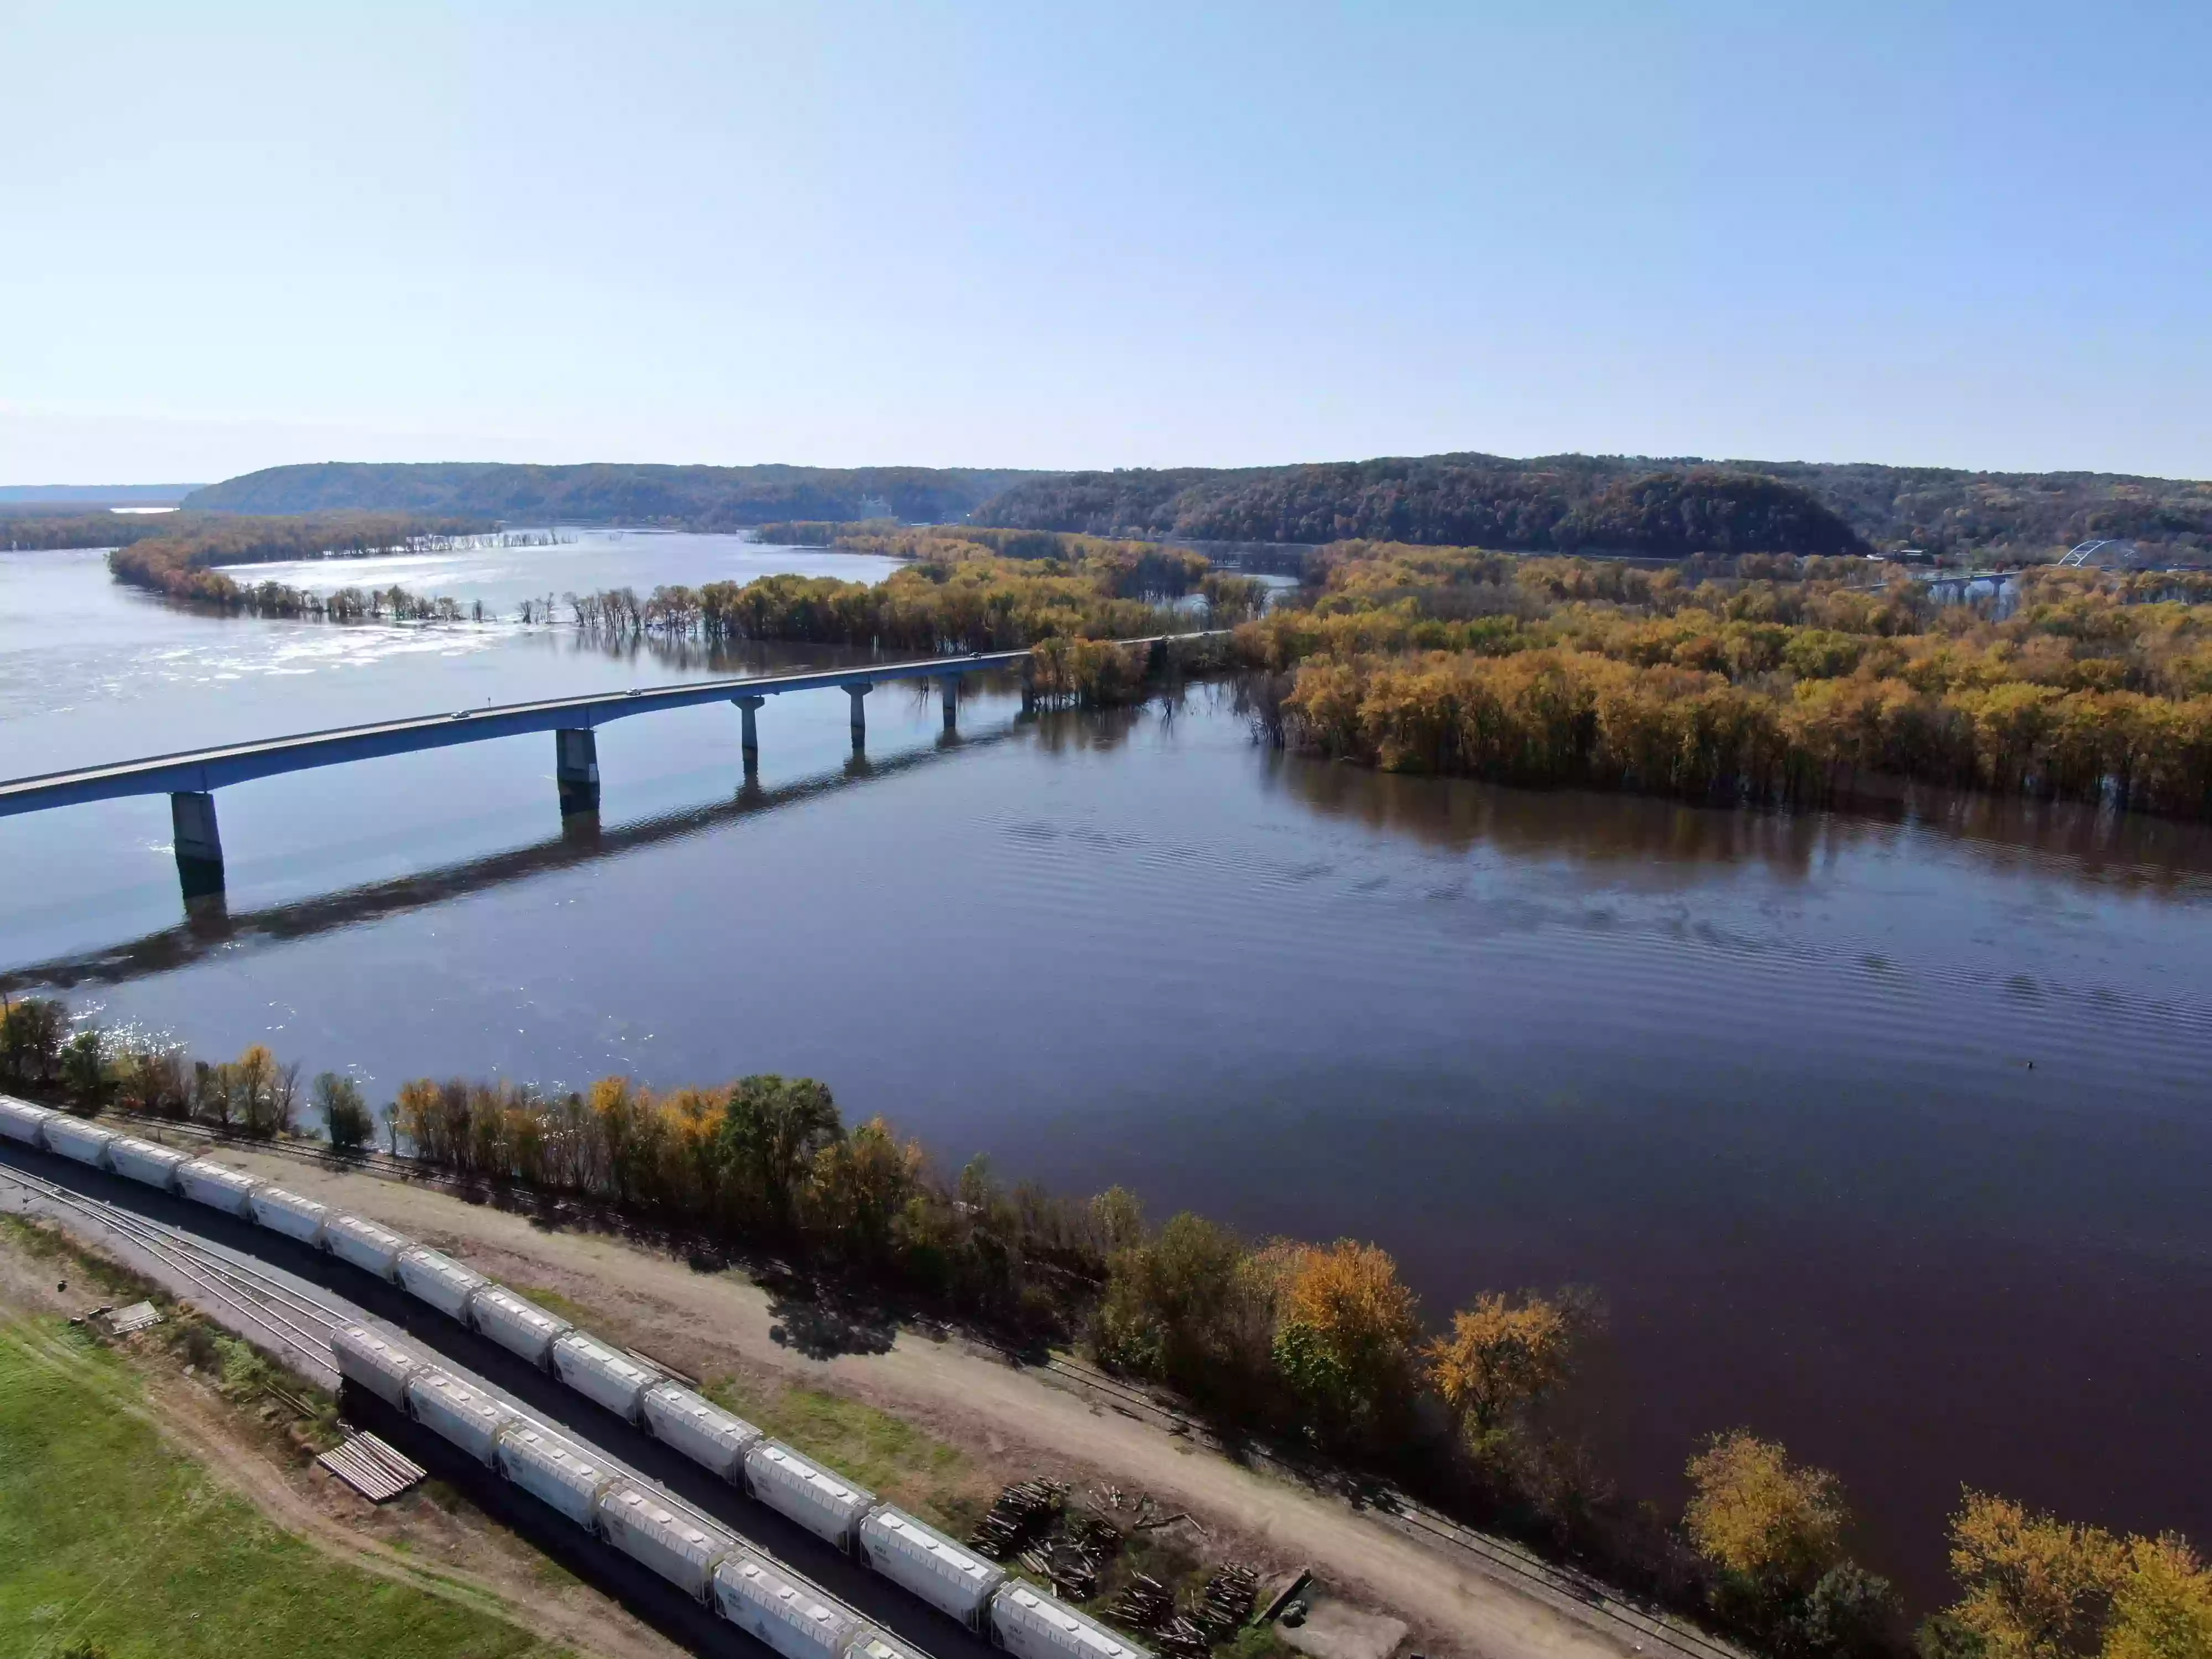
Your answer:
[1261,1239,1422,1436]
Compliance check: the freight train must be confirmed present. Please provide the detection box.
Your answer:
[0,1097,1150,1659]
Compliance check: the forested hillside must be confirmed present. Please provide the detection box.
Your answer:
[171,453,2212,560]
[975,454,2212,559]
[184,462,1039,528]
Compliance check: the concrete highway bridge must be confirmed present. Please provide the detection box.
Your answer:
[0,636,1214,901]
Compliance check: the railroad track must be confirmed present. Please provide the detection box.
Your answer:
[0,1151,931,1653]
[0,1160,345,1385]
[1036,1355,1747,1659]
[76,1118,1744,1659]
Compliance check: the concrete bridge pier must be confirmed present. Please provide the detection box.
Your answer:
[939,675,960,732]
[734,695,764,775]
[846,682,873,751]
[170,790,225,898]
[554,727,600,816]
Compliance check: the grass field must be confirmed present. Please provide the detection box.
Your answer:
[703,1372,983,1531]
[0,1317,565,1659]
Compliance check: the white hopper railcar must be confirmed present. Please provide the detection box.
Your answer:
[712,1551,858,1659]
[397,1245,488,1320]
[0,1096,53,1144]
[495,1425,617,1530]
[248,1185,329,1245]
[848,1632,928,1659]
[469,1284,571,1367]
[990,1584,1155,1659]
[107,1135,190,1191]
[332,1323,422,1407]
[551,1331,655,1421]
[176,1158,263,1217]
[406,1369,516,1465]
[596,1484,735,1602]
[860,1505,1004,1629]
[323,1212,413,1280]
[744,1440,878,1549]
[640,1381,762,1480]
[40,1115,114,1166]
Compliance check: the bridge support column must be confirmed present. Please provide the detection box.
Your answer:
[170,791,225,899]
[846,682,873,751]
[554,727,599,816]
[939,675,959,732]
[734,695,764,776]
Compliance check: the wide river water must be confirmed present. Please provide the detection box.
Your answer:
[3,533,2208,1603]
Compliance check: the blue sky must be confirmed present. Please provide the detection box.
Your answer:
[3,1,2206,482]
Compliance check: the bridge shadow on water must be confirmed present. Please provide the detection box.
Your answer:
[2,719,1034,997]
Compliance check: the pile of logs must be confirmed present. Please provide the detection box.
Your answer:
[972,1478,1260,1658]
[1194,1565,1259,1637]
[1104,1561,1259,1657]
[1105,1573,1175,1629]
[1019,1508,1123,1602]
[969,1479,1067,1559]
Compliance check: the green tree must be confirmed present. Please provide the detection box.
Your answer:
[1090,1185,1146,1252]
[1784,1563,1903,1659]
[316,1072,373,1156]
[0,996,68,1087]
[1095,1212,1265,1399]
[809,1115,919,1262]
[59,1030,109,1111]
[719,1074,844,1233]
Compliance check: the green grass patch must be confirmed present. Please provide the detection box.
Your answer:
[704,1375,982,1530]
[1219,1624,1303,1659]
[0,1318,564,1659]
[508,1284,615,1333]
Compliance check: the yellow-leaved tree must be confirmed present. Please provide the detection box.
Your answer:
[2103,1535,2212,1659]
[1942,1494,2212,1659]
[1424,1291,1578,1445]
[1945,1491,2127,1659]
[1684,1431,1848,1592]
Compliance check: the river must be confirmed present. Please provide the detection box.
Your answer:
[3,533,2209,1605]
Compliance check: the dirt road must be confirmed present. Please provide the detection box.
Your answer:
[0,1220,683,1659]
[184,1146,1660,1659]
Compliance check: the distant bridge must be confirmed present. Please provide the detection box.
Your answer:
[0,634,1219,902]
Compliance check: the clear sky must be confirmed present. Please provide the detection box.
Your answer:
[4,1,2207,484]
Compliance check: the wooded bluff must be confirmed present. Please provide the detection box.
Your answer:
[168,453,2212,559]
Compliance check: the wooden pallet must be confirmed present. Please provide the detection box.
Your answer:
[318,1431,426,1502]
[106,1301,163,1335]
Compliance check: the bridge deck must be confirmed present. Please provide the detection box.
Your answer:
[0,649,1043,818]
